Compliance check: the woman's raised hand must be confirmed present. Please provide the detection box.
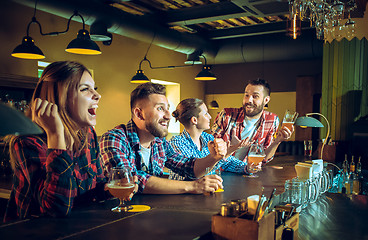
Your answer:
[32,98,66,149]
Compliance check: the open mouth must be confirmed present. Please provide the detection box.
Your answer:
[88,105,98,116]
[159,120,169,128]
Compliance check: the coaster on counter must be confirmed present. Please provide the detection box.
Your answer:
[215,188,224,193]
[128,205,151,212]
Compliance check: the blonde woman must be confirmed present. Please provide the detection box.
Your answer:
[4,61,107,222]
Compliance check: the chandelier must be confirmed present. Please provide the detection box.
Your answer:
[289,0,357,41]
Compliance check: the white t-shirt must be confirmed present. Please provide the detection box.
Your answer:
[233,117,260,161]
[140,145,151,170]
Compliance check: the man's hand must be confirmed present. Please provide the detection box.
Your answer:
[246,162,262,174]
[275,125,293,143]
[191,175,223,194]
[128,175,139,200]
[227,135,252,158]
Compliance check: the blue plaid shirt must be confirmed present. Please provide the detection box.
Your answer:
[169,130,248,180]
[99,120,197,193]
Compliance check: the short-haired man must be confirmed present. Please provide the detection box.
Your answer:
[212,78,293,165]
[99,82,226,195]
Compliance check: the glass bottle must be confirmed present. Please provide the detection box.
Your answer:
[349,156,359,195]
[356,156,362,177]
[342,154,349,177]
[350,156,355,175]
[353,156,363,195]
[341,154,349,193]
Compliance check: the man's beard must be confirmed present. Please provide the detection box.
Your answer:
[146,121,168,138]
[243,103,264,117]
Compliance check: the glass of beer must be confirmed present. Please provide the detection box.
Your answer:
[214,168,224,192]
[281,109,298,132]
[247,143,266,178]
[107,167,135,212]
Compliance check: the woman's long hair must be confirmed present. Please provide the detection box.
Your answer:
[7,61,91,170]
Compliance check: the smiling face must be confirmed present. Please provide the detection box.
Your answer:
[141,94,171,138]
[68,71,101,128]
[242,84,270,118]
[195,103,211,131]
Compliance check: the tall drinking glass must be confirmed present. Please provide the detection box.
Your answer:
[247,143,266,178]
[304,140,313,159]
[281,109,299,132]
[107,167,135,212]
[214,168,224,192]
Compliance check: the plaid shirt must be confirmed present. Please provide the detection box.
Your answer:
[168,130,247,180]
[212,108,279,162]
[4,127,107,222]
[98,120,196,193]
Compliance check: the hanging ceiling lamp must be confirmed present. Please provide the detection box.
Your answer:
[131,56,150,83]
[131,70,150,83]
[195,55,217,81]
[12,36,45,60]
[11,16,45,60]
[11,5,101,59]
[65,12,101,55]
[195,65,216,81]
[209,100,219,110]
[66,29,101,55]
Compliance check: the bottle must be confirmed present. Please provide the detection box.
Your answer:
[345,174,352,194]
[348,156,360,195]
[353,156,363,195]
[352,172,360,195]
[350,156,355,175]
[343,155,349,174]
[356,156,362,177]
[344,156,356,194]
[341,154,349,193]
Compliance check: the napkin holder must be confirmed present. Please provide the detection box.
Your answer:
[295,163,313,180]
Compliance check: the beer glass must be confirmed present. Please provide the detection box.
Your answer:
[107,167,135,212]
[281,109,299,132]
[247,143,266,178]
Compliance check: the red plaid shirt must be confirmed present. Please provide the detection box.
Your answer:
[99,120,196,193]
[4,127,107,222]
[212,108,279,162]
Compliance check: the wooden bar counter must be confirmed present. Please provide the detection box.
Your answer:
[0,156,367,239]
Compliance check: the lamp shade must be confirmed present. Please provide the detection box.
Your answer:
[195,65,217,81]
[209,100,219,109]
[66,29,101,55]
[0,103,43,136]
[295,116,324,128]
[131,70,150,83]
[11,36,45,60]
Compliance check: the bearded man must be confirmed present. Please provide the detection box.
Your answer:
[212,78,293,165]
[99,82,227,195]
